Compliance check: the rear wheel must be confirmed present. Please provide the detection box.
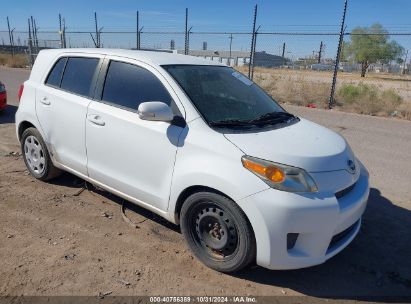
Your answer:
[21,127,61,181]
[180,192,256,273]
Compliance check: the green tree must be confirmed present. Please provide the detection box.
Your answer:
[343,24,404,77]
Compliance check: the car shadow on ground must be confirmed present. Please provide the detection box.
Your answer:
[234,188,411,300]
[50,172,180,233]
[49,172,411,300]
[0,104,17,124]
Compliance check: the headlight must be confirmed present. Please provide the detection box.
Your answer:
[241,155,318,193]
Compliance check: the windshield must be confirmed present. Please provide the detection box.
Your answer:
[162,65,289,126]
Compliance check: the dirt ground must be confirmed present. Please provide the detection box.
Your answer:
[0,67,410,299]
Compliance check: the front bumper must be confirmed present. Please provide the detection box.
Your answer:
[237,162,369,270]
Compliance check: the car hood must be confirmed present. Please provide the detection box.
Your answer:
[224,118,354,173]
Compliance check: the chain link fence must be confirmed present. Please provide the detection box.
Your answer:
[1,4,411,118]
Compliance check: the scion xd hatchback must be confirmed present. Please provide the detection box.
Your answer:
[16,49,369,272]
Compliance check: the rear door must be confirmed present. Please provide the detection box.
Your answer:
[85,57,186,211]
[36,55,102,175]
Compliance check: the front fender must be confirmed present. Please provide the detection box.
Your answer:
[167,119,269,223]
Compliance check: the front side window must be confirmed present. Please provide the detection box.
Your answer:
[102,61,171,110]
[60,57,99,97]
[45,57,67,87]
[163,65,293,128]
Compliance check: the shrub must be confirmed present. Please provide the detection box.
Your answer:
[0,53,29,68]
[337,83,402,116]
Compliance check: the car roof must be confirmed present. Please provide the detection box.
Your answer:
[38,48,225,67]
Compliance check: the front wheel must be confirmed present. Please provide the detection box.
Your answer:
[180,192,256,273]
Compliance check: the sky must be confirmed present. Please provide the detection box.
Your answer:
[1,0,411,58]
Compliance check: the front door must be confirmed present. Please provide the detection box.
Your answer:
[86,58,186,211]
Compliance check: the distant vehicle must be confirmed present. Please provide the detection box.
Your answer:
[0,81,7,111]
[15,49,369,273]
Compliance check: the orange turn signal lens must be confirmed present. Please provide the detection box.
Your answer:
[265,166,286,183]
[242,158,285,183]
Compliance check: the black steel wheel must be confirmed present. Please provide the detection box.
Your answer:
[180,191,256,273]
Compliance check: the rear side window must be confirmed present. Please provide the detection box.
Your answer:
[102,61,171,110]
[45,57,67,87]
[60,57,99,97]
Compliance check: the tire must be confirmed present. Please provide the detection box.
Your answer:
[180,191,256,273]
[21,127,61,181]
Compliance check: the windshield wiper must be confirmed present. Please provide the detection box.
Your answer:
[209,119,255,127]
[249,112,297,124]
[209,112,298,128]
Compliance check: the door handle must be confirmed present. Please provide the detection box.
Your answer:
[87,114,105,126]
[40,96,50,105]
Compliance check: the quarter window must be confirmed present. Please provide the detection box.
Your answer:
[102,61,171,110]
[45,57,67,87]
[60,57,99,97]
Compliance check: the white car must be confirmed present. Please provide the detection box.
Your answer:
[15,49,369,273]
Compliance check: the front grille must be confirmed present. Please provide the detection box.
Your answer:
[327,220,358,252]
[335,182,356,199]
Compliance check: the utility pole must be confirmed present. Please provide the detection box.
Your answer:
[228,33,233,66]
[329,0,348,109]
[7,17,14,57]
[248,4,258,79]
[281,42,286,66]
[318,41,323,64]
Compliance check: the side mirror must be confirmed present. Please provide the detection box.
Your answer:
[137,101,174,122]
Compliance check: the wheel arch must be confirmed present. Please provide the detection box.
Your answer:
[173,185,256,243]
[173,185,234,225]
[17,120,36,142]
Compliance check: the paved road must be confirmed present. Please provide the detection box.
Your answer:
[0,66,29,106]
[0,66,410,298]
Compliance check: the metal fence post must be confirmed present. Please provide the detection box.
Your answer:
[187,27,192,54]
[248,5,257,79]
[250,27,259,80]
[318,41,323,64]
[7,17,14,57]
[138,26,143,50]
[94,12,100,48]
[136,11,139,50]
[62,18,67,48]
[33,18,39,49]
[59,13,63,48]
[228,33,233,66]
[184,8,188,55]
[27,18,33,66]
[329,0,348,109]
[281,42,286,66]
